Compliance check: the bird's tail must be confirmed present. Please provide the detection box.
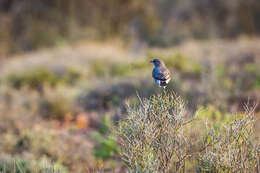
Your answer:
[160,81,167,87]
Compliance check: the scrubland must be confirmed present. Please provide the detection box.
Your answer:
[0,38,259,172]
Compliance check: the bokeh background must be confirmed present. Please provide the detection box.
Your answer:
[0,0,259,172]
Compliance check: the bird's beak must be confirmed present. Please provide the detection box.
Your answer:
[150,60,153,63]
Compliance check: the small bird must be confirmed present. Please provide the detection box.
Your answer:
[150,58,171,88]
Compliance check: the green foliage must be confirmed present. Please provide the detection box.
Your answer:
[215,65,226,77]
[130,60,150,70]
[91,61,133,77]
[63,68,82,85]
[99,114,113,135]
[215,65,233,89]
[90,59,155,78]
[110,64,132,77]
[7,69,60,90]
[91,61,109,77]
[6,67,82,90]
[255,78,260,88]
[93,132,119,160]
[214,62,260,93]
[196,105,235,124]
[93,114,120,161]
[245,63,259,73]
[245,63,260,89]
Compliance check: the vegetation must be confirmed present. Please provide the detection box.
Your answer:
[93,114,120,161]
[117,92,259,172]
[1,0,260,55]
[0,26,260,173]
[0,158,67,173]
[117,92,192,172]
[6,67,82,90]
[197,108,259,172]
[1,0,260,171]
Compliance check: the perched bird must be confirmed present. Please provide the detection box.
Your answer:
[150,58,171,88]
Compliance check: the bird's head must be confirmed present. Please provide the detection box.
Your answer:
[150,58,164,67]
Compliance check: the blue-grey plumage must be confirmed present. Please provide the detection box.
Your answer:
[150,58,171,88]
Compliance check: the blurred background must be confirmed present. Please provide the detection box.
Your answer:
[1,0,260,55]
[0,0,259,172]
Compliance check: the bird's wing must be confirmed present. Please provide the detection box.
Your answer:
[152,67,170,81]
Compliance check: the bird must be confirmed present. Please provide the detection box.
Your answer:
[150,58,171,88]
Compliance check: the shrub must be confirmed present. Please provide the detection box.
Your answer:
[6,67,82,90]
[91,61,133,77]
[39,97,71,120]
[117,92,193,172]
[116,91,260,172]
[62,67,82,85]
[130,60,150,70]
[110,64,132,77]
[7,69,61,90]
[197,107,260,172]
[91,61,109,77]
[39,87,76,120]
